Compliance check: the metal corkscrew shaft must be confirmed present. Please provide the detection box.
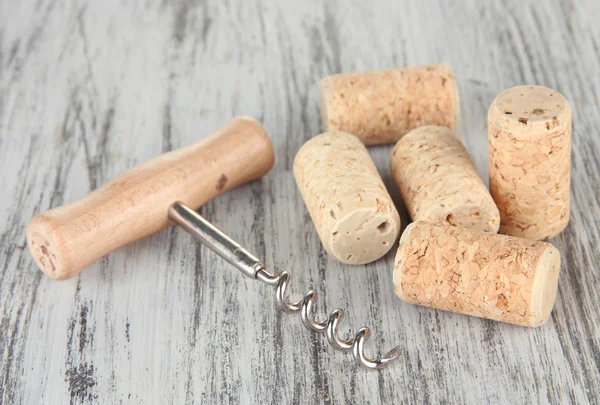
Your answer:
[168,202,401,370]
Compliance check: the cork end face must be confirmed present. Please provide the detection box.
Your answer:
[26,215,72,280]
[529,244,561,327]
[328,207,400,265]
[489,85,571,135]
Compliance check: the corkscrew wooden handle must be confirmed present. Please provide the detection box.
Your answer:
[26,117,275,280]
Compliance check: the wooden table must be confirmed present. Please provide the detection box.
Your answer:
[1,1,599,403]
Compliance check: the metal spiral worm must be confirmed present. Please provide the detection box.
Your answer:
[257,269,401,369]
[168,202,402,370]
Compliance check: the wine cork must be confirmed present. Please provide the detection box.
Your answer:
[294,132,401,265]
[488,85,572,240]
[320,64,460,145]
[394,222,561,327]
[390,126,500,233]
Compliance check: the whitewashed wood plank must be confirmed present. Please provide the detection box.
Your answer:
[1,0,599,404]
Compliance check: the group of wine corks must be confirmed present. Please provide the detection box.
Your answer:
[294,63,571,327]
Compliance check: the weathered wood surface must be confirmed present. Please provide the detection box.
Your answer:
[1,0,599,403]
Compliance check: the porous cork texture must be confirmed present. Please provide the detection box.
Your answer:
[390,126,500,233]
[489,85,572,240]
[294,132,401,264]
[320,64,460,145]
[394,222,561,327]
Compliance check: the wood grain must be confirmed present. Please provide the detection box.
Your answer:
[1,0,599,404]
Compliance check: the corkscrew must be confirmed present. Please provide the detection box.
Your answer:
[168,202,401,370]
[25,117,400,369]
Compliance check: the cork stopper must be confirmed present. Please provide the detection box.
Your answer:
[394,222,561,327]
[294,132,401,265]
[488,85,572,240]
[390,126,500,233]
[321,64,460,145]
